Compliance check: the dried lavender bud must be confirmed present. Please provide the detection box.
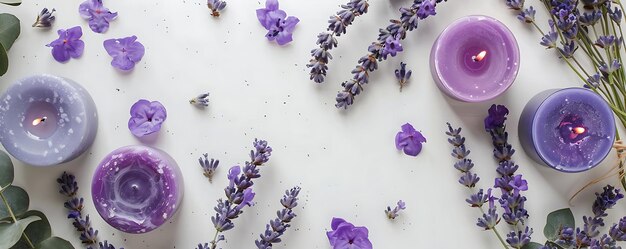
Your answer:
[33,8,55,28]
[394,62,412,91]
[199,153,219,182]
[385,200,406,219]
[190,92,210,107]
[208,0,227,17]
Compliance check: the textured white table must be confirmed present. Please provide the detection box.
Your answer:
[2,0,626,248]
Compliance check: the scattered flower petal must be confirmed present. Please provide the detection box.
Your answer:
[395,123,426,157]
[256,0,299,45]
[79,0,117,33]
[103,36,145,71]
[46,26,85,63]
[128,99,167,137]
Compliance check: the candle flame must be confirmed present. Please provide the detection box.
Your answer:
[473,50,487,62]
[32,117,47,126]
[573,127,586,134]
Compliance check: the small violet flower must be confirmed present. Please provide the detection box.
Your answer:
[584,73,602,88]
[385,200,406,220]
[600,59,622,76]
[190,92,210,107]
[394,62,412,91]
[207,0,227,17]
[256,0,299,46]
[128,99,167,137]
[517,6,535,23]
[199,153,219,182]
[508,175,528,192]
[46,26,85,63]
[506,0,525,10]
[327,218,372,249]
[596,35,616,49]
[416,0,436,19]
[484,104,509,130]
[33,8,55,28]
[395,123,426,157]
[103,36,145,71]
[381,35,403,59]
[79,0,117,33]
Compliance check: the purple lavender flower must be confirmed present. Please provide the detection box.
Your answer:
[326,218,372,249]
[595,35,616,48]
[385,200,406,219]
[46,26,85,63]
[556,227,575,247]
[579,10,602,26]
[609,217,626,241]
[540,29,558,48]
[190,92,210,107]
[32,8,55,28]
[395,123,426,157]
[199,154,219,182]
[558,41,577,58]
[307,0,369,83]
[103,36,145,71]
[79,0,117,33]
[517,6,536,23]
[506,226,533,247]
[484,104,509,130]
[255,186,300,249]
[477,196,499,230]
[128,99,167,137]
[508,175,528,192]
[600,59,622,76]
[334,0,447,109]
[584,73,602,88]
[256,0,299,45]
[207,0,227,17]
[506,0,525,10]
[57,172,122,248]
[416,0,436,19]
[592,185,624,216]
[204,140,272,249]
[609,7,622,23]
[381,35,403,59]
[395,62,412,91]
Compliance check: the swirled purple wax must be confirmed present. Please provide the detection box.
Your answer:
[0,74,98,166]
[430,15,519,102]
[92,145,183,233]
[518,88,615,172]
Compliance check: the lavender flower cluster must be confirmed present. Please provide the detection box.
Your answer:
[200,139,272,249]
[446,104,532,249]
[199,153,220,182]
[307,0,369,83]
[207,0,227,17]
[255,186,301,249]
[57,172,122,249]
[335,0,447,109]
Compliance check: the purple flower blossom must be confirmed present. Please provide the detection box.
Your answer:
[255,186,300,249]
[477,196,499,230]
[579,10,602,26]
[190,93,210,107]
[395,62,412,91]
[46,26,85,63]
[103,36,145,71]
[79,0,117,33]
[256,0,299,45]
[207,0,227,17]
[33,8,55,28]
[558,41,577,58]
[199,154,219,182]
[381,35,403,59]
[596,35,616,48]
[467,188,490,207]
[385,200,406,219]
[395,123,426,157]
[592,185,624,216]
[517,6,536,23]
[609,217,626,241]
[541,30,558,48]
[128,99,167,137]
[609,7,622,23]
[327,218,372,249]
[508,175,528,192]
[584,73,602,88]
[506,227,533,248]
[416,0,436,19]
[506,0,525,10]
[484,104,509,130]
[600,59,622,76]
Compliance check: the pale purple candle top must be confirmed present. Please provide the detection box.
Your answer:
[430,15,520,102]
[0,74,98,166]
[519,88,615,172]
[92,145,183,234]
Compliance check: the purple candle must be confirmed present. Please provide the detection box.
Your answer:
[430,15,519,102]
[92,145,183,234]
[0,74,98,166]
[519,88,615,172]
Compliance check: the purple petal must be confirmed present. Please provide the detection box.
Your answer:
[65,26,83,40]
[68,40,85,59]
[51,45,70,62]
[227,166,241,180]
[330,217,347,230]
[265,0,279,10]
[88,17,110,33]
[111,55,135,71]
[275,31,293,45]
[282,16,299,32]
[78,0,98,19]
[128,100,167,137]
[395,132,409,150]
[401,123,415,133]
[402,142,422,157]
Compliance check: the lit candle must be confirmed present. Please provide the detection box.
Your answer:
[92,145,184,234]
[0,74,98,166]
[430,15,520,102]
[518,88,616,172]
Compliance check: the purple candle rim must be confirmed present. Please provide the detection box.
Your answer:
[430,15,520,102]
[523,88,615,173]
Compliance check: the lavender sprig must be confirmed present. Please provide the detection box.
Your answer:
[207,0,226,17]
[57,172,123,249]
[385,200,406,219]
[394,62,412,92]
[199,153,219,182]
[190,92,210,107]
[255,186,300,249]
[307,0,369,83]
[202,139,272,249]
[32,8,55,28]
[335,0,447,109]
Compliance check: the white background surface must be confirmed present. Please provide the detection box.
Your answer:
[2,0,626,248]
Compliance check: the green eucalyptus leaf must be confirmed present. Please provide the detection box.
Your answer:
[521,242,545,249]
[0,42,7,76]
[0,186,29,220]
[0,216,41,249]
[10,211,52,248]
[0,0,21,6]
[545,241,565,249]
[35,237,74,249]
[0,150,14,187]
[0,13,20,50]
[544,208,575,241]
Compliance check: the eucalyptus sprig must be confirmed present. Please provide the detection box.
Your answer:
[0,13,20,76]
[0,150,74,249]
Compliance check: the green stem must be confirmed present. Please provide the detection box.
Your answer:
[0,191,35,249]
[209,230,220,249]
